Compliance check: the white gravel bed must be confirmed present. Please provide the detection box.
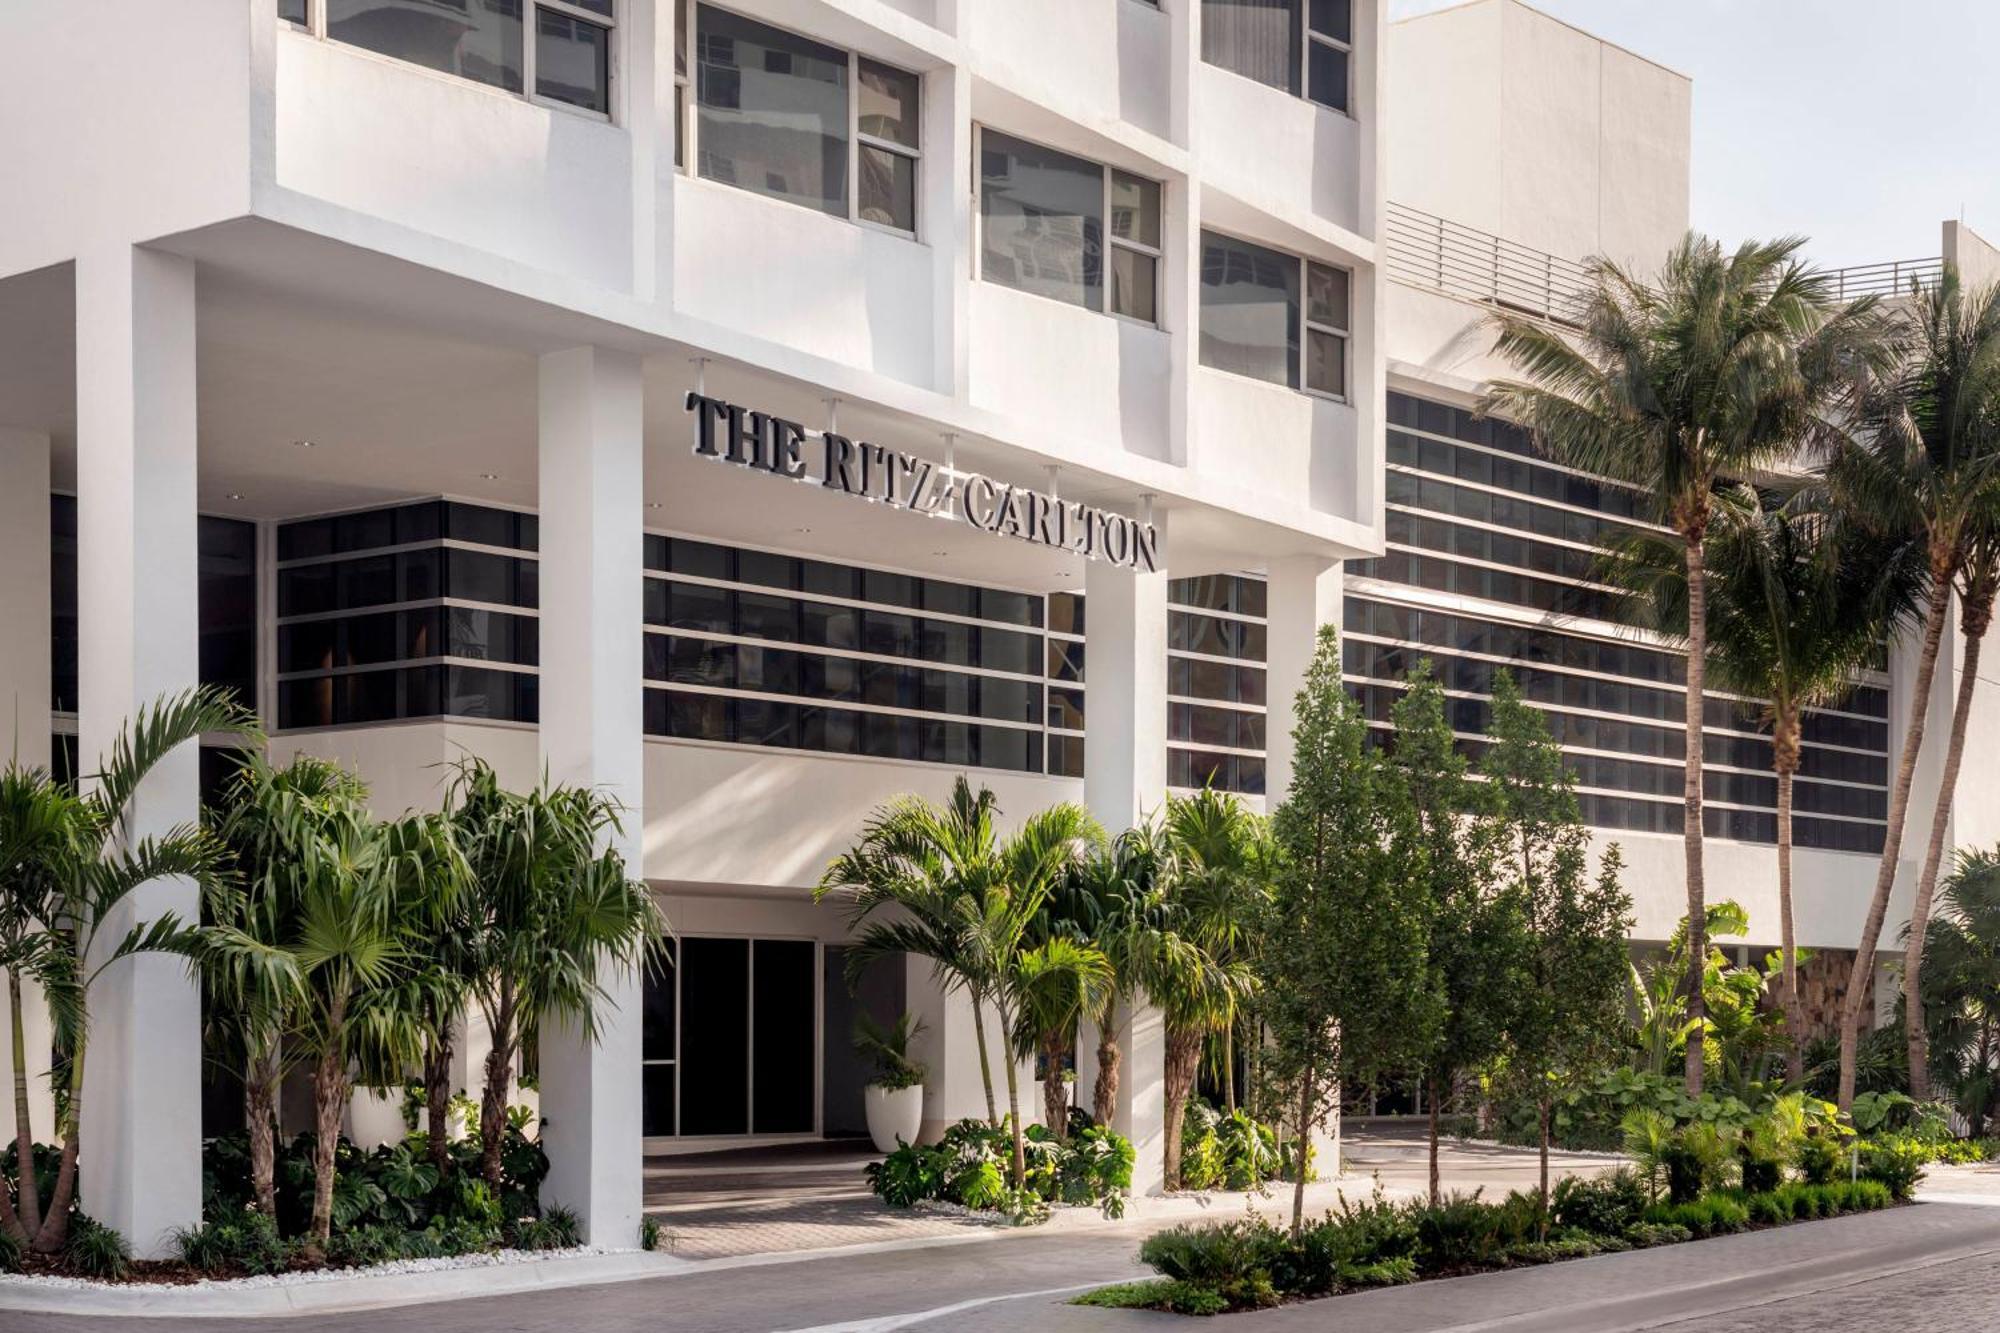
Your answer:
[0,1244,636,1293]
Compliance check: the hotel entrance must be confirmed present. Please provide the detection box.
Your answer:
[640,933,907,1144]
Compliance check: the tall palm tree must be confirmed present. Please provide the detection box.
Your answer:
[819,779,1009,1124]
[1008,931,1114,1140]
[1486,233,1894,1095]
[444,758,664,1192]
[1155,789,1264,1190]
[1828,269,2000,1109]
[1605,486,1919,1081]
[0,686,257,1253]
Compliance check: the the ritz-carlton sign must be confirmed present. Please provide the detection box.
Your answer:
[686,393,1162,573]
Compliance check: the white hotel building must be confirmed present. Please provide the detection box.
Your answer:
[0,0,1984,1257]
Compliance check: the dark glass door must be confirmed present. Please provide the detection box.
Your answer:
[678,938,750,1136]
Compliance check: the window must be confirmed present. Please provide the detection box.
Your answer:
[689,5,921,235]
[1199,230,1349,397]
[305,1,613,116]
[1201,0,1351,112]
[978,129,1162,322]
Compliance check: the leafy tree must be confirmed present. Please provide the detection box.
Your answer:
[1829,269,2000,1108]
[1487,234,1893,1095]
[443,758,664,1194]
[1388,664,1515,1204]
[1603,487,1917,1081]
[1483,672,1632,1217]
[1262,626,1439,1232]
[0,686,256,1253]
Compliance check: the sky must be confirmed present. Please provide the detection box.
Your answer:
[1388,0,2000,267]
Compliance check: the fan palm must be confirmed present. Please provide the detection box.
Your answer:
[1486,233,1894,1095]
[443,757,665,1193]
[0,685,257,1252]
[1603,485,1918,1081]
[1827,270,2000,1108]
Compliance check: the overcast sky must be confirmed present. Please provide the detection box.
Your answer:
[1389,0,2000,267]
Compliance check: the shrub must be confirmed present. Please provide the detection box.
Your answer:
[1509,1236,1599,1264]
[1341,1256,1418,1287]
[0,1225,21,1275]
[1178,1101,1226,1191]
[1551,1169,1647,1237]
[1793,1133,1845,1186]
[1858,1135,1928,1200]
[65,1215,132,1281]
[174,1207,293,1276]
[639,1215,664,1252]
[1625,1221,1692,1247]
[862,1117,1133,1218]
[1643,1196,1745,1238]
[865,1143,938,1208]
[1138,1219,1284,1310]
[1413,1191,1511,1272]
[1073,1277,1232,1316]
[1737,1151,1781,1195]
[1744,1192,1789,1226]
[511,1205,581,1251]
[1844,1179,1892,1211]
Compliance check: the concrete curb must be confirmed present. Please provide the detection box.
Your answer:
[0,1250,694,1320]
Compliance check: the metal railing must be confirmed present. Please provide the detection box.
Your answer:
[1386,200,1945,320]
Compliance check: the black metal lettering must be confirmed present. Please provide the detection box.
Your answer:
[823,433,858,491]
[686,392,728,457]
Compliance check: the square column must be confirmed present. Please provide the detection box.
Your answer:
[535,345,646,1246]
[1264,556,1342,802]
[74,245,203,1257]
[1083,546,1169,1193]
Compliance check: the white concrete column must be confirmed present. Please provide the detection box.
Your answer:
[1083,543,1170,1192]
[1264,556,1342,803]
[535,345,646,1246]
[924,62,972,396]
[74,245,203,1258]
[0,427,55,1154]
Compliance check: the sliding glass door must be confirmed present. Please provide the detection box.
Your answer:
[642,936,819,1137]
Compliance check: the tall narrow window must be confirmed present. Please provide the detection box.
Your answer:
[1305,260,1350,396]
[978,129,1161,323]
[857,60,920,233]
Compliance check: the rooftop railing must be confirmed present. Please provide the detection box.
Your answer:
[1386,200,1945,322]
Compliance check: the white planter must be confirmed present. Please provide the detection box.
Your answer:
[864,1084,924,1153]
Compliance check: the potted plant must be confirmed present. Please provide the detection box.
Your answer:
[856,1011,927,1153]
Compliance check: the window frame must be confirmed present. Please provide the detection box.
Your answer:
[682,2,923,239]
[287,0,617,124]
[972,124,1164,327]
[1197,227,1351,402]
[1200,0,1353,117]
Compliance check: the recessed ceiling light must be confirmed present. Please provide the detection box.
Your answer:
[930,550,948,557]
[645,502,663,510]
[794,527,813,534]
[291,439,315,448]
[224,492,244,501]
[479,472,500,481]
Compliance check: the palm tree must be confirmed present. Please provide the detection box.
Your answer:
[201,754,359,1219]
[1828,270,2000,1109]
[1155,789,1264,1191]
[1604,486,1919,1081]
[1486,233,1895,1095]
[1008,930,1114,1140]
[0,686,256,1253]
[819,779,1008,1124]
[444,758,665,1193]
[1908,849,2000,1131]
[1046,824,1169,1128]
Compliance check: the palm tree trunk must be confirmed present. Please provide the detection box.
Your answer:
[1162,1027,1203,1192]
[1041,1031,1070,1139]
[1682,533,1711,1098]
[32,1037,83,1254]
[246,1047,281,1219]
[9,970,41,1239]
[1223,1020,1237,1116]
[307,1042,348,1255]
[1774,713,1805,1085]
[425,1016,455,1173]
[1841,571,1952,1109]
[1093,996,1120,1127]
[969,994,1000,1126]
[1001,1011,1026,1189]
[1905,594,1991,1101]
[481,999,516,1191]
